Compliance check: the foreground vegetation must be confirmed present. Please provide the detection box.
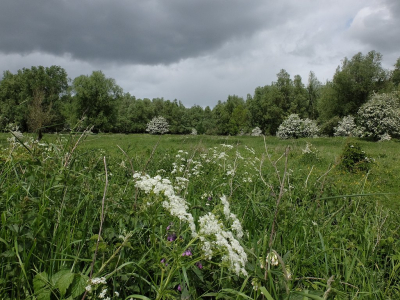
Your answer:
[1,132,399,299]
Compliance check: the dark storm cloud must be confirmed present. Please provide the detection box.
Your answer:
[0,0,284,65]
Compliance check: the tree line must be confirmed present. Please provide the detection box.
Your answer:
[0,50,399,138]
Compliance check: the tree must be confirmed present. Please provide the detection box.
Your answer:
[318,51,388,124]
[306,71,321,119]
[391,57,400,87]
[72,71,122,132]
[146,116,170,134]
[0,66,69,133]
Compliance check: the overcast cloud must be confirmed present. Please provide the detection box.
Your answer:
[1,0,399,107]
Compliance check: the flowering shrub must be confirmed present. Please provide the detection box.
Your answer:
[276,114,319,139]
[146,116,170,134]
[334,115,361,137]
[357,92,400,139]
[251,126,263,136]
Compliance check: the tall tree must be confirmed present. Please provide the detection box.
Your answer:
[318,51,388,123]
[306,71,321,119]
[72,71,122,132]
[0,66,69,134]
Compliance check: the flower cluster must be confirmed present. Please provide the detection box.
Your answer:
[133,172,197,237]
[197,196,247,276]
[276,114,319,139]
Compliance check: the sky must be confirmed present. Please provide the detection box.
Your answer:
[1,0,399,108]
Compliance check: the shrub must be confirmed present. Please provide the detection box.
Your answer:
[251,126,263,136]
[334,115,362,137]
[339,142,374,172]
[191,128,197,135]
[357,92,400,140]
[276,114,319,139]
[146,116,170,134]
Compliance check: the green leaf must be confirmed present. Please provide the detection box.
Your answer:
[33,272,49,293]
[125,295,152,300]
[70,273,89,298]
[259,286,275,300]
[53,270,75,297]
[33,272,51,300]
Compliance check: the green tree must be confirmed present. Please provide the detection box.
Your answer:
[318,51,388,124]
[72,71,122,132]
[0,66,69,134]
[306,71,321,119]
[391,57,400,87]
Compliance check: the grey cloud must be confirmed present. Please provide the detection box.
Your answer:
[0,0,287,65]
[348,0,400,56]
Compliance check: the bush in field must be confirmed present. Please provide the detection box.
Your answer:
[357,92,400,140]
[334,115,361,137]
[191,128,197,135]
[276,114,319,139]
[251,126,263,136]
[339,142,373,172]
[146,116,169,134]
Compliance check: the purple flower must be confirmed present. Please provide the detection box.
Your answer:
[166,222,173,231]
[167,233,177,242]
[196,262,203,269]
[207,196,212,201]
[182,249,192,257]
[177,284,182,292]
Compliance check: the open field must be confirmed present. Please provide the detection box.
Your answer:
[0,132,399,299]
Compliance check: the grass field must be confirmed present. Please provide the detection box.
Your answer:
[1,132,399,299]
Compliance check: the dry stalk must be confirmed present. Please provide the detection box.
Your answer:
[269,146,290,248]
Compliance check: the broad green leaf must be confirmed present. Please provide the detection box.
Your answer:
[33,272,49,292]
[54,270,75,297]
[70,273,89,298]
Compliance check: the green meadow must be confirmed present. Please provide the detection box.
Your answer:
[0,132,399,299]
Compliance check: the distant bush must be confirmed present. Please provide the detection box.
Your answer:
[251,127,262,136]
[146,116,170,134]
[357,92,400,140]
[276,114,319,139]
[334,115,361,137]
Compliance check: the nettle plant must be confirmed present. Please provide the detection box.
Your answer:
[357,92,400,140]
[146,116,170,134]
[339,142,374,172]
[276,114,319,139]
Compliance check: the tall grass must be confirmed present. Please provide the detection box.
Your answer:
[0,132,399,299]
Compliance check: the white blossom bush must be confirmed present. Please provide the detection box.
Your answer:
[276,114,319,139]
[251,127,263,136]
[146,116,170,134]
[191,128,197,135]
[357,93,400,139]
[334,115,362,137]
